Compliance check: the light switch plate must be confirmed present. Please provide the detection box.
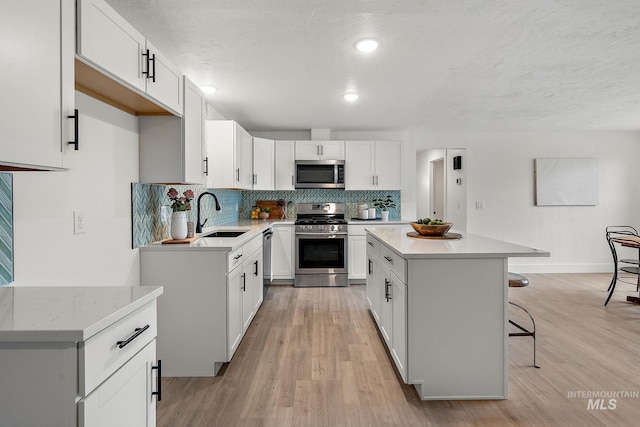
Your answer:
[74,211,86,234]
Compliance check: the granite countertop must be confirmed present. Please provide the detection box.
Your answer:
[367,225,550,260]
[0,286,163,342]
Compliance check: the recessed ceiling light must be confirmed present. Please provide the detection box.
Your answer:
[355,39,380,53]
[202,86,218,94]
[343,93,359,102]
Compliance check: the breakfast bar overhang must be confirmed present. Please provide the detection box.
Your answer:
[365,225,550,400]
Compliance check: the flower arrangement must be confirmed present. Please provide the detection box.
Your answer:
[167,187,194,212]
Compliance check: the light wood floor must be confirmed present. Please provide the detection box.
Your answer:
[157,273,640,426]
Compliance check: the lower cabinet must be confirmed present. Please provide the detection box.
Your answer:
[366,235,408,381]
[0,300,160,427]
[79,340,158,427]
[272,224,294,280]
[140,233,263,376]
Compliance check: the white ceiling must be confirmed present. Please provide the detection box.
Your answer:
[105,0,640,132]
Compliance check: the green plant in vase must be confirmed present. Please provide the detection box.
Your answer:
[371,195,396,221]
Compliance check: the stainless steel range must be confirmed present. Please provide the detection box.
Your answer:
[294,203,348,287]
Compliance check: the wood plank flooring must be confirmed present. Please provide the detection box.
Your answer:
[157,274,640,426]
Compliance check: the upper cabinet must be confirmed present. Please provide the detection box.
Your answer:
[252,137,275,190]
[0,0,76,171]
[346,141,402,190]
[77,0,183,116]
[207,120,253,189]
[139,76,207,184]
[274,140,295,190]
[295,141,345,160]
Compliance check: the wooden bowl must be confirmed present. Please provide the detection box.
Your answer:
[409,222,453,236]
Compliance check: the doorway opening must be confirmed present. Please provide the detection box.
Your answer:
[430,157,445,219]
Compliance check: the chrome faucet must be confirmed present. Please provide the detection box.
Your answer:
[196,192,222,233]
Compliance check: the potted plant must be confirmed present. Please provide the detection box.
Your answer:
[371,195,396,221]
[259,207,270,220]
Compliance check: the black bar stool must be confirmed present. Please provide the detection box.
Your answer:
[508,273,540,368]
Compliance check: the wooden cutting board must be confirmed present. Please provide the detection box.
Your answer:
[161,235,199,244]
[256,200,285,219]
[406,231,462,240]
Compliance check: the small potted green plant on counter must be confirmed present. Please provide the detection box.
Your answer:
[371,195,396,221]
[259,207,270,219]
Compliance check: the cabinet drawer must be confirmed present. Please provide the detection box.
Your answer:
[366,235,381,257]
[79,300,157,396]
[380,245,407,283]
[228,247,244,271]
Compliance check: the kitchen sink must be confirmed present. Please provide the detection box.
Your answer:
[201,230,247,238]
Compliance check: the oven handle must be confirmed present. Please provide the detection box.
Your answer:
[295,232,347,237]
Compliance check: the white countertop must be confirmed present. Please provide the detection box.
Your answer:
[141,219,293,251]
[367,225,550,259]
[0,286,163,342]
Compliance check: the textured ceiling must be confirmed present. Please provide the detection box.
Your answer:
[105,0,640,132]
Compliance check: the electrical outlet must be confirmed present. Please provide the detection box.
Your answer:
[74,211,86,234]
[160,206,169,224]
[475,201,485,210]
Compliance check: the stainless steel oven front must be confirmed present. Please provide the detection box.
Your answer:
[294,231,348,287]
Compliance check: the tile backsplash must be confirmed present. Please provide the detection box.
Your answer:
[131,185,401,248]
[242,189,401,221]
[0,173,13,285]
[131,184,242,248]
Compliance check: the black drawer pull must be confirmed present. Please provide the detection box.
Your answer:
[234,254,243,260]
[152,359,162,401]
[367,241,373,246]
[67,109,79,150]
[384,256,393,264]
[116,324,150,348]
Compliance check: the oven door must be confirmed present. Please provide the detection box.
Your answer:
[295,232,348,277]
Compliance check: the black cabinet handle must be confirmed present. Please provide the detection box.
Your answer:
[116,324,149,348]
[254,260,259,276]
[367,241,373,247]
[234,254,243,260]
[236,168,240,182]
[142,49,151,79]
[67,109,78,151]
[204,157,209,176]
[385,279,393,302]
[152,359,162,402]
[384,256,393,264]
[150,52,156,82]
[368,259,373,275]
[242,273,246,291]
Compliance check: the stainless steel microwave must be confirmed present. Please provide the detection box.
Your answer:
[295,160,345,189]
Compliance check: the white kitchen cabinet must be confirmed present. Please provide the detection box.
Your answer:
[275,140,296,190]
[227,263,243,358]
[1,0,75,170]
[253,137,275,190]
[0,287,162,427]
[346,141,402,190]
[272,224,294,280]
[295,140,345,160]
[79,340,158,427]
[207,120,254,189]
[140,232,264,376]
[77,0,183,115]
[366,234,407,382]
[348,235,367,280]
[139,76,206,184]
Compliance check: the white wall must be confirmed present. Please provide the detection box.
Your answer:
[411,130,640,272]
[11,92,140,285]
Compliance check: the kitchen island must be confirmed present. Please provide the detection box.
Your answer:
[0,285,163,426]
[365,225,549,400]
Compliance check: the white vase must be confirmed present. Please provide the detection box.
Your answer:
[170,211,188,240]
[368,208,376,219]
[381,210,389,221]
